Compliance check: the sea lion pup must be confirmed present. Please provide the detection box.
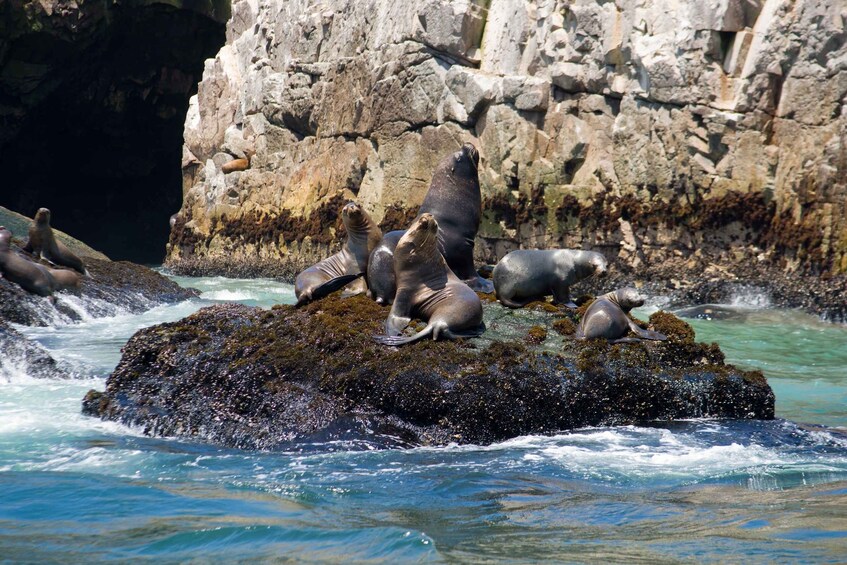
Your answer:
[366,230,404,305]
[575,287,667,344]
[0,227,56,297]
[373,214,485,346]
[294,201,382,306]
[493,249,607,309]
[419,142,493,293]
[24,208,86,274]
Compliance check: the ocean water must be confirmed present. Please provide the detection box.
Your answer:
[2,276,846,562]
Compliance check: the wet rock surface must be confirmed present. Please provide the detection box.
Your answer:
[83,294,774,450]
[0,255,198,326]
[0,212,198,326]
[0,320,70,379]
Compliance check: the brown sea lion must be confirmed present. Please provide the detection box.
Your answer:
[493,249,607,309]
[0,227,55,297]
[24,208,86,274]
[373,214,485,346]
[294,202,382,306]
[366,143,492,304]
[221,157,249,174]
[575,287,667,344]
[47,267,81,291]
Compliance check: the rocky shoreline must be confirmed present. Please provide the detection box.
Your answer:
[83,294,774,450]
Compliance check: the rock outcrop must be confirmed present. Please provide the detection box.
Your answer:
[0,208,198,326]
[82,294,774,449]
[168,0,846,284]
[0,319,70,379]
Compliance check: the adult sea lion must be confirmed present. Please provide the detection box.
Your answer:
[367,143,492,303]
[373,214,485,346]
[0,227,55,297]
[419,142,492,293]
[24,208,86,274]
[575,287,667,344]
[493,249,607,309]
[366,230,404,305]
[294,202,382,306]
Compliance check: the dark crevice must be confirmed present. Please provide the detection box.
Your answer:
[0,4,226,263]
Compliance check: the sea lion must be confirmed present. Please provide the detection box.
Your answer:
[419,142,492,293]
[373,214,485,346]
[366,143,492,303]
[493,249,607,309]
[366,230,404,305]
[24,208,86,275]
[47,267,81,291]
[575,287,667,344]
[294,202,382,306]
[0,227,56,297]
[221,157,249,174]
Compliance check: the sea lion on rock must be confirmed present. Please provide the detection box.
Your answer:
[493,249,607,309]
[366,230,404,305]
[0,227,56,297]
[419,142,492,293]
[295,202,382,306]
[24,208,86,274]
[373,214,485,346]
[575,287,667,344]
[47,267,81,291]
[367,143,492,303]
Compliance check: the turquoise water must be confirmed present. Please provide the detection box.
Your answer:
[2,277,847,562]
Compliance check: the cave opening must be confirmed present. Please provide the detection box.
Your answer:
[0,3,226,264]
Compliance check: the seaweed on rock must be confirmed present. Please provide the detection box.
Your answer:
[83,294,775,449]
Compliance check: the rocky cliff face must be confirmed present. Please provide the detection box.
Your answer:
[168,0,847,278]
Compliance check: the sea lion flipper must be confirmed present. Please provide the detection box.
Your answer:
[373,325,434,346]
[466,276,494,294]
[638,328,668,341]
[609,337,643,344]
[310,273,364,301]
[341,276,367,298]
[627,318,667,341]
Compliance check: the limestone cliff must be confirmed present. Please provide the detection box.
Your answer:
[168,0,847,278]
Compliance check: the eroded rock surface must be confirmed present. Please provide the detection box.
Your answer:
[83,294,774,450]
[168,0,846,287]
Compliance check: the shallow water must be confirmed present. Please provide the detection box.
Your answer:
[2,277,846,562]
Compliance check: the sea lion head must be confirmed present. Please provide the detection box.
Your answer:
[448,142,479,178]
[34,208,51,225]
[397,213,440,264]
[590,252,608,277]
[342,201,364,225]
[614,287,645,311]
[0,227,10,250]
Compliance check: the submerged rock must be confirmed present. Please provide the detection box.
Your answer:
[83,294,774,450]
